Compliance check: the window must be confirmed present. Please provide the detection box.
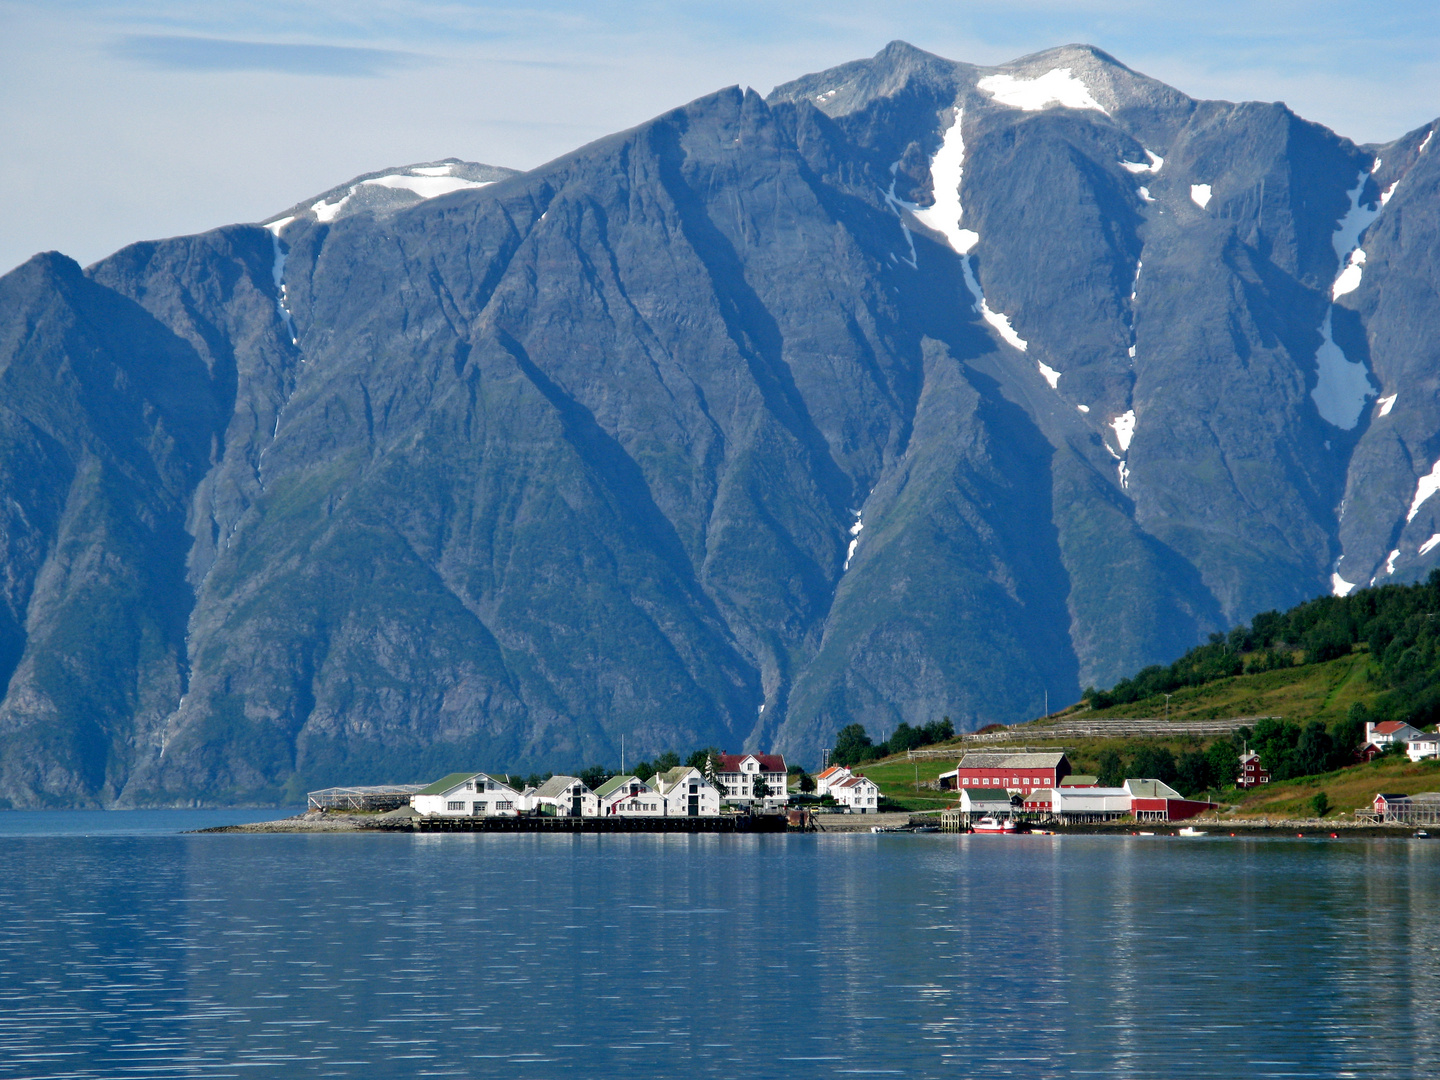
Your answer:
[447,801,465,811]
[496,801,513,811]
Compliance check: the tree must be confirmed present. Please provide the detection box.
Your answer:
[924,717,955,742]
[579,764,613,791]
[832,723,873,766]
[1296,721,1334,777]
[798,772,816,794]
[1096,749,1125,787]
[1311,791,1330,818]
[632,760,654,782]
[1206,739,1239,788]
[1130,745,1177,785]
[653,751,680,773]
[1176,751,1214,797]
[751,770,770,804]
[686,747,722,771]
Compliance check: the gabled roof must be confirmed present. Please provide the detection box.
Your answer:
[417,772,484,796]
[957,751,1068,769]
[717,752,787,773]
[1058,775,1097,787]
[817,765,849,780]
[533,775,586,799]
[594,775,647,799]
[1374,721,1412,734]
[652,766,706,794]
[962,788,1013,802]
[1125,778,1183,799]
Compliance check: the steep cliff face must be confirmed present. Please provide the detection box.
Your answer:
[0,42,1436,805]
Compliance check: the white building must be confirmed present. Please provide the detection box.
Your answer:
[1053,784,1133,822]
[831,773,881,813]
[1367,720,1425,747]
[814,765,852,797]
[712,753,789,808]
[649,766,722,817]
[412,772,524,818]
[529,775,599,817]
[961,788,1014,815]
[1407,732,1440,762]
[594,775,666,816]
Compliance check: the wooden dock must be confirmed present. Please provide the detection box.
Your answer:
[411,814,790,833]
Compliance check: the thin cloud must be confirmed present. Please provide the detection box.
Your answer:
[111,34,427,76]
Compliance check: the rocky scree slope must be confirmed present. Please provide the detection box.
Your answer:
[1,42,1438,805]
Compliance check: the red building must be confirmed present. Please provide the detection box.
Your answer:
[1237,751,1270,788]
[945,752,1071,794]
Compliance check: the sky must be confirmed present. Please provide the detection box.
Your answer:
[4,0,1440,275]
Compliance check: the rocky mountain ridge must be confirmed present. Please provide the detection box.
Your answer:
[1,41,1438,805]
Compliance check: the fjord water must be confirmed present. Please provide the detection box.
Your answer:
[1,818,1436,1079]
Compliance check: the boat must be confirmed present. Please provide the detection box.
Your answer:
[911,825,939,833]
[1178,826,1206,837]
[971,816,1017,834]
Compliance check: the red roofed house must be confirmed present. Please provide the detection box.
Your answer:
[1367,720,1425,749]
[713,753,789,809]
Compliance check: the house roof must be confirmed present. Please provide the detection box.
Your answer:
[1058,775,1097,787]
[594,775,646,799]
[816,765,848,781]
[1125,778,1182,799]
[837,775,877,790]
[652,766,707,794]
[533,775,585,799]
[1373,721,1419,735]
[717,753,787,773]
[958,752,1068,769]
[962,788,1013,803]
[417,772,484,796]
[1025,789,1055,802]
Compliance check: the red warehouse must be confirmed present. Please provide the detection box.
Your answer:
[941,751,1071,794]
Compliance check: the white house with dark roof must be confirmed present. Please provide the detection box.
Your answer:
[594,775,665,816]
[712,753,789,808]
[412,772,525,818]
[1407,732,1440,762]
[529,775,598,817]
[649,766,722,817]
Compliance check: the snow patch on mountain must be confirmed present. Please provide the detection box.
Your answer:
[1386,549,1401,575]
[268,232,296,346]
[1377,393,1397,417]
[1111,410,1136,453]
[1331,573,1358,597]
[1190,184,1212,208]
[977,69,1107,114]
[905,110,978,255]
[1312,164,1380,428]
[1332,249,1367,299]
[1119,150,1163,174]
[961,257,1029,351]
[1421,535,1440,558]
[1036,360,1060,387]
[1407,460,1440,522]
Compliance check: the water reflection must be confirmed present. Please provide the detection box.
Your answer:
[0,830,1435,1078]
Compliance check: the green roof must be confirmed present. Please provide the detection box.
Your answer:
[594,775,640,799]
[962,788,1012,803]
[1059,775,1098,787]
[417,772,493,796]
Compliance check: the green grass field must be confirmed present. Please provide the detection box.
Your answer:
[859,650,1438,818]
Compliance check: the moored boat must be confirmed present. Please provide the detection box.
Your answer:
[971,815,1017,834]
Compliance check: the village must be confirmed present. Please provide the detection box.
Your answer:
[295,719,1440,833]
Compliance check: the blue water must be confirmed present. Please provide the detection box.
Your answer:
[0,815,1437,1079]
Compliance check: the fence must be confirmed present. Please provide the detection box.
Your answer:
[906,717,1276,759]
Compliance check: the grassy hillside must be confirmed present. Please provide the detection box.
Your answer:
[855,650,1438,817]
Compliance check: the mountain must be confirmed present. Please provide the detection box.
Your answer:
[2,42,1439,806]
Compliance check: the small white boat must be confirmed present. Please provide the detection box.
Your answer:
[971,816,1017,834]
[1178,826,1206,837]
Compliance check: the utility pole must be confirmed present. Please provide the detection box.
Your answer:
[1164,694,1172,722]
[622,734,626,775]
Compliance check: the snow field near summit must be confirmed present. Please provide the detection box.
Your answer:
[310,167,494,222]
[1036,361,1060,388]
[1386,549,1402,576]
[907,110,977,256]
[1190,184,1212,208]
[1421,535,1440,558]
[1378,394,1398,417]
[1331,573,1358,597]
[1119,151,1163,174]
[977,69,1107,114]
